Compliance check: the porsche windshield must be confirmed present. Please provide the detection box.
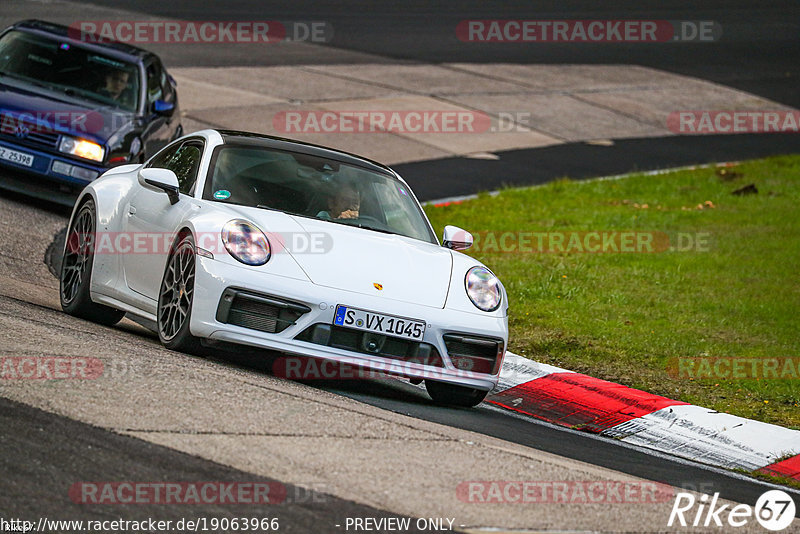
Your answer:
[0,30,141,112]
[204,145,437,244]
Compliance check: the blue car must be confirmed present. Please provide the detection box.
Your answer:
[0,19,182,203]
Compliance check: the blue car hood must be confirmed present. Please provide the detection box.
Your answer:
[0,79,135,145]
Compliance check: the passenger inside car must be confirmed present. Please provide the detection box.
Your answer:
[317,181,360,220]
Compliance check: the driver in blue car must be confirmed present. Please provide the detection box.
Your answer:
[97,67,132,106]
[317,181,360,220]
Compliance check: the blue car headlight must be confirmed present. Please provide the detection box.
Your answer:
[59,136,105,162]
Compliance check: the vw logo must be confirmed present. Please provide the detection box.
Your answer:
[14,124,30,139]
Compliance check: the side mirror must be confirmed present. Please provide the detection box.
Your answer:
[442,225,473,251]
[154,99,175,116]
[139,167,180,205]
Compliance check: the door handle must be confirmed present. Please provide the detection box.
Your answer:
[128,205,137,215]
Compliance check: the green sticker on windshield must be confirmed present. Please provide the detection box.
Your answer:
[213,190,231,200]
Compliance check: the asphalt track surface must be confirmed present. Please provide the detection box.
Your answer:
[397,132,800,201]
[3,0,800,529]
[0,397,424,532]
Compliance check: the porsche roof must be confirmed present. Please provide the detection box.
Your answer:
[217,129,396,177]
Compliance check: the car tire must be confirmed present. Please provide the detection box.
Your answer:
[60,198,125,326]
[157,232,203,354]
[425,380,488,407]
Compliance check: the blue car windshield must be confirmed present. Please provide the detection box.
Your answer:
[0,30,140,112]
[204,145,437,244]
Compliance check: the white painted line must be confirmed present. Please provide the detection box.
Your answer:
[604,405,800,471]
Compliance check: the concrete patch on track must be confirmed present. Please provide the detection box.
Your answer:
[171,63,797,165]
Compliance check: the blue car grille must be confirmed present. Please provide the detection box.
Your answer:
[0,119,60,149]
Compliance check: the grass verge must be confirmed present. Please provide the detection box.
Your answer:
[424,155,800,429]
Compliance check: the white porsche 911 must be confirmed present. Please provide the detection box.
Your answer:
[60,129,508,406]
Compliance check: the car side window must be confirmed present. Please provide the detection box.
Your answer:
[146,142,181,170]
[170,143,202,194]
[147,140,204,195]
[160,69,175,103]
[146,62,163,110]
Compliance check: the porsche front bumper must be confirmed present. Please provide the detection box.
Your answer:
[189,257,508,391]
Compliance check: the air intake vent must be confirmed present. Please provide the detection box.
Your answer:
[443,334,504,375]
[216,288,310,334]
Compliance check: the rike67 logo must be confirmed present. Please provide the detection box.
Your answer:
[668,489,795,531]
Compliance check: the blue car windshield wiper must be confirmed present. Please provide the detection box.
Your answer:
[52,83,109,104]
[0,70,48,89]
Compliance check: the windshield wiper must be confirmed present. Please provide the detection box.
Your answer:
[50,83,110,104]
[256,205,304,217]
[255,207,399,236]
[326,218,397,236]
[355,223,395,235]
[0,71,49,89]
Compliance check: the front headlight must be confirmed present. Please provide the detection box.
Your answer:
[221,219,271,266]
[59,136,105,162]
[465,266,502,312]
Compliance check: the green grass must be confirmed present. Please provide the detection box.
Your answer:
[424,155,800,429]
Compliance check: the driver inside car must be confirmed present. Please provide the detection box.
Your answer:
[317,181,360,220]
[96,67,134,108]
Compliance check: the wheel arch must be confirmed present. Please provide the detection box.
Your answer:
[170,225,196,254]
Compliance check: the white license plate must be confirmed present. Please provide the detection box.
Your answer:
[334,305,426,341]
[0,146,34,167]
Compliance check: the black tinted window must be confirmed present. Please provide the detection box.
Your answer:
[148,141,203,195]
[204,145,436,243]
[146,62,163,107]
[0,30,141,111]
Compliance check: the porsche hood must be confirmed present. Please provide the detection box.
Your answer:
[288,216,452,309]
[223,206,453,309]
